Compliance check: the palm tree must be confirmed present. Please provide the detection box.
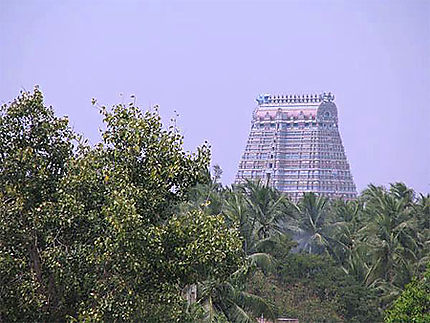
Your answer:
[389,182,415,205]
[414,193,430,270]
[224,182,292,272]
[185,181,278,322]
[239,179,292,241]
[197,273,275,323]
[287,192,331,254]
[327,199,368,277]
[223,188,254,254]
[360,184,420,303]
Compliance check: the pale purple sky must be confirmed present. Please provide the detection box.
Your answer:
[1,0,429,194]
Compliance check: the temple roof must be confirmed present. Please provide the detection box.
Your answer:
[256,92,335,106]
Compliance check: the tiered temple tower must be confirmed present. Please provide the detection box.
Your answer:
[235,92,357,200]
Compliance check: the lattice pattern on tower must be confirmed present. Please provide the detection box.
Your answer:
[235,92,357,201]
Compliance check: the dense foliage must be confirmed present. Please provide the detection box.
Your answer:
[385,264,430,323]
[186,179,429,322]
[1,88,428,322]
[0,89,242,322]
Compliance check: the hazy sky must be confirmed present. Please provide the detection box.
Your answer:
[1,0,429,194]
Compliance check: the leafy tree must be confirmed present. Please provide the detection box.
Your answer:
[385,264,430,323]
[0,88,76,321]
[0,88,243,322]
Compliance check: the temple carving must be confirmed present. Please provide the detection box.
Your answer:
[235,92,357,200]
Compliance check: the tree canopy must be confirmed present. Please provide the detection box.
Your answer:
[0,88,243,322]
[1,88,428,323]
[385,265,430,323]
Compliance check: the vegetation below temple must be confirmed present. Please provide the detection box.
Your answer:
[1,89,429,322]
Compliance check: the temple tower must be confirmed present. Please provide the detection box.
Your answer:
[235,92,357,200]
